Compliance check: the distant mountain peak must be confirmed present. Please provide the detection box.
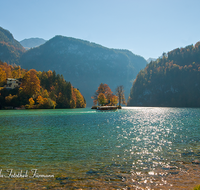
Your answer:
[146,57,156,63]
[20,38,47,49]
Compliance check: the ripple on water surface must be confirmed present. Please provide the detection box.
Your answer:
[0,107,200,189]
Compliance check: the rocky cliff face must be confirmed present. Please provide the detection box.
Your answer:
[19,35,147,106]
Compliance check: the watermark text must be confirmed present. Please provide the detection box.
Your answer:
[0,169,54,178]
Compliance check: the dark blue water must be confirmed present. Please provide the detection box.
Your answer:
[0,107,199,189]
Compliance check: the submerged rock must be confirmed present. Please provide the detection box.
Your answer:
[86,169,98,175]
[56,177,69,180]
[162,165,178,170]
[192,159,200,164]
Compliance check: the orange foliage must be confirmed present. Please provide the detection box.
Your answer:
[0,62,25,79]
[109,95,118,106]
[36,95,44,105]
[92,83,113,105]
[157,67,161,72]
[188,64,192,68]
[0,67,6,85]
[22,69,41,96]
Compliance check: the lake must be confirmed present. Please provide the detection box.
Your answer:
[0,107,200,189]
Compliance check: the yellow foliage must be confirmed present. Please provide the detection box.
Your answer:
[98,93,107,106]
[22,69,41,96]
[0,68,6,85]
[43,98,48,105]
[41,89,49,98]
[109,95,118,106]
[29,98,35,106]
[5,94,14,102]
[73,88,86,108]
[36,95,44,105]
[47,70,53,78]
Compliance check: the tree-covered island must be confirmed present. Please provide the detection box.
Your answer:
[91,83,126,108]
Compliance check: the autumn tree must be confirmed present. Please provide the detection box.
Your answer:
[3,63,12,78]
[29,97,35,106]
[115,85,126,106]
[11,66,23,79]
[73,88,86,108]
[27,97,35,108]
[22,69,41,97]
[92,83,113,105]
[98,93,107,106]
[41,89,49,98]
[0,61,25,81]
[0,67,6,86]
[5,94,15,103]
[5,94,18,106]
[36,95,44,105]
[109,95,118,106]
[36,95,56,109]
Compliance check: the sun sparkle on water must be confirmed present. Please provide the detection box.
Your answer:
[0,107,199,189]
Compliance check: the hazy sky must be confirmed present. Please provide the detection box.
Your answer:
[1,0,200,59]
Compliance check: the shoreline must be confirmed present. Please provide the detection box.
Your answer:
[0,162,199,189]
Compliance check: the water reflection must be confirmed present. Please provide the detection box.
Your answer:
[109,107,200,188]
[0,108,200,189]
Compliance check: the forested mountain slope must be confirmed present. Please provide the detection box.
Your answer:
[0,27,25,64]
[128,42,200,107]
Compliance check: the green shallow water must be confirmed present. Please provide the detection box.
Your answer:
[0,107,200,188]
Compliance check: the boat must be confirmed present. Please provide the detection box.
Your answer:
[96,106,118,111]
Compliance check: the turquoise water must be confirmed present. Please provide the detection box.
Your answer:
[0,107,200,188]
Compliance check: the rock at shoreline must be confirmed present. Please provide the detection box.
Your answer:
[192,159,200,164]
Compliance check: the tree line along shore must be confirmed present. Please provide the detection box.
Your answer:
[0,60,86,109]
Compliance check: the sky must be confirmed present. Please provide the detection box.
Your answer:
[1,0,200,60]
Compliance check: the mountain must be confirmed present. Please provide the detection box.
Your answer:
[0,27,25,64]
[20,38,47,50]
[127,43,200,107]
[19,35,147,106]
[147,58,156,63]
